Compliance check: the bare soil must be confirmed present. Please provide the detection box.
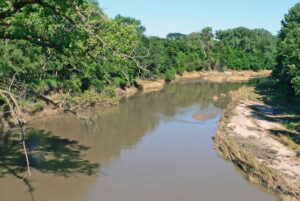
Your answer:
[174,70,271,83]
[214,86,300,201]
[134,70,271,93]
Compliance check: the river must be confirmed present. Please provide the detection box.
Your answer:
[0,80,278,201]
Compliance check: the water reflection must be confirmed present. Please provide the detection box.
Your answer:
[0,80,276,201]
[0,129,99,201]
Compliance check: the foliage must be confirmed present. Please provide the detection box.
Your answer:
[0,0,140,95]
[0,0,281,107]
[101,86,116,99]
[165,68,177,81]
[115,14,146,35]
[136,27,276,82]
[216,27,277,71]
[273,3,300,97]
[66,89,100,107]
[21,100,45,113]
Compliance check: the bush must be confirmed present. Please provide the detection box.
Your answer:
[22,100,45,113]
[101,86,116,99]
[165,68,177,81]
[67,89,100,107]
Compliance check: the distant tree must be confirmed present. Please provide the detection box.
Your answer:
[115,14,146,35]
[200,27,214,43]
[216,27,277,70]
[166,33,187,41]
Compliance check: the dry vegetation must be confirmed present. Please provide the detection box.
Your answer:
[214,86,300,201]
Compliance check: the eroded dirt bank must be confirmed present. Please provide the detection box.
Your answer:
[214,86,300,201]
[135,70,271,94]
[174,70,271,83]
[26,70,270,122]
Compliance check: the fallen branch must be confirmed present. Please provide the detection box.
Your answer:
[0,89,31,178]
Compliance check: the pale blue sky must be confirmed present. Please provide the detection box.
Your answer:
[98,0,299,37]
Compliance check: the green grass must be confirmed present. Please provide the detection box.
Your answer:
[65,86,120,107]
[21,100,45,114]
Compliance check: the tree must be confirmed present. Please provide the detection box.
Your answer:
[273,3,300,96]
[166,33,186,41]
[115,14,146,35]
[0,0,143,178]
[200,27,214,44]
[216,27,277,70]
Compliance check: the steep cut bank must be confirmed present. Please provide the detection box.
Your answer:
[214,86,300,201]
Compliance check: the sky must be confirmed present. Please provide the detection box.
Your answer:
[97,0,299,38]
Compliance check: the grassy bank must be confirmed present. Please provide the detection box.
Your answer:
[214,81,300,201]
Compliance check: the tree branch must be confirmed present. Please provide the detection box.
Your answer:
[0,0,41,20]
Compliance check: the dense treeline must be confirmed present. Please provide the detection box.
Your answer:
[0,0,298,99]
[272,3,300,97]
[133,27,277,81]
[0,0,143,94]
[0,0,277,96]
[216,28,277,71]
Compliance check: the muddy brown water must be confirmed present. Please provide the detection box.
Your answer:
[0,80,278,201]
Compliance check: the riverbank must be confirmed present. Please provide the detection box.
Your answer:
[214,86,300,201]
[135,70,271,94]
[0,74,277,201]
[24,70,270,121]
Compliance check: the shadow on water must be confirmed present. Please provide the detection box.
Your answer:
[1,80,262,201]
[0,129,100,201]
